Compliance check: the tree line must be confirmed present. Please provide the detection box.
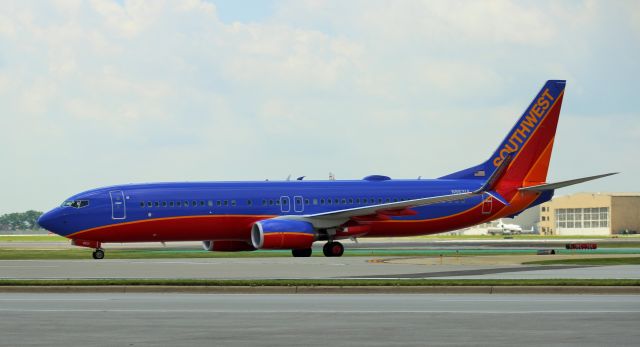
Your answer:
[0,211,43,231]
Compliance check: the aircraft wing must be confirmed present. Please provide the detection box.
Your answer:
[279,154,513,228]
[278,190,484,229]
[303,190,480,221]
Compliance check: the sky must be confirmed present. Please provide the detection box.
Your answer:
[0,0,638,214]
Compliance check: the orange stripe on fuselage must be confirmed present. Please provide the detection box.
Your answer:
[264,232,315,237]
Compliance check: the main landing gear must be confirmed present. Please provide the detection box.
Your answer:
[290,242,344,257]
[92,248,105,260]
[323,241,344,257]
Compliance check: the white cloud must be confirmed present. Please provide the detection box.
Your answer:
[0,0,638,214]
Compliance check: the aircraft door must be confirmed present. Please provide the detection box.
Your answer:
[481,193,493,215]
[294,196,304,213]
[280,196,290,213]
[109,190,126,220]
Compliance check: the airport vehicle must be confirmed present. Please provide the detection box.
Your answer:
[38,80,615,259]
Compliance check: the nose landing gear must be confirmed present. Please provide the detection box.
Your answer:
[71,239,105,260]
[323,241,344,257]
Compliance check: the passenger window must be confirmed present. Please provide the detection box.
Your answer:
[305,199,309,205]
[393,198,398,202]
[370,198,375,203]
[217,200,222,207]
[184,201,189,207]
[177,201,181,207]
[386,198,390,203]
[281,199,287,205]
[208,200,213,207]
[262,199,266,206]
[147,202,152,207]
[348,198,353,204]
[269,200,274,206]
[200,201,205,206]
[334,198,339,204]
[140,202,145,207]
[169,201,174,207]
[162,201,167,207]
[231,200,236,207]
[356,198,360,204]
[326,199,331,205]
[313,199,318,205]
[192,201,197,207]
[154,201,160,207]
[247,200,252,206]
[224,200,228,206]
[378,198,382,204]
[320,199,325,204]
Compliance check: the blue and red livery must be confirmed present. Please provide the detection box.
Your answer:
[38,80,616,259]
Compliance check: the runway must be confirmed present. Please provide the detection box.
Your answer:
[1,293,638,346]
[2,257,640,279]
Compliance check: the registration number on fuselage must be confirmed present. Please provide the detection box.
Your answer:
[451,189,470,194]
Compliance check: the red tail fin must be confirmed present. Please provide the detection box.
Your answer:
[496,80,565,189]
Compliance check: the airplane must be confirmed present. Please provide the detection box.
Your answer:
[38,80,616,259]
[486,219,530,235]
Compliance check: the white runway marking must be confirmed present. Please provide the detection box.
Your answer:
[438,298,640,302]
[0,308,639,314]
[0,298,111,301]
[0,265,57,268]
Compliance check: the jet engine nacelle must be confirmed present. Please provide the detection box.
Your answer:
[251,219,317,250]
[202,240,256,252]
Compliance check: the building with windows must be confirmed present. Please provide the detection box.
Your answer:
[538,193,640,236]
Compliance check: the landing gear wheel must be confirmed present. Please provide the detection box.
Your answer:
[92,249,105,260]
[322,241,344,257]
[291,248,313,257]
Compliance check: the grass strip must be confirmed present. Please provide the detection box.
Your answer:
[414,235,640,240]
[0,279,639,287]
[524,257,640,266]
[0,235,67,242]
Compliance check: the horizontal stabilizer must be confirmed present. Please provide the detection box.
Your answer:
[518,173,618,192]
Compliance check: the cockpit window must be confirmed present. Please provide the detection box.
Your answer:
[61,200,90,208]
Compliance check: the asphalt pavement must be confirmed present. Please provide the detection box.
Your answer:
[1,257,640,279]
[1,293,638,346]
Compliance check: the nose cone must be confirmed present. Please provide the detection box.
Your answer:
[37,209,65,235]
